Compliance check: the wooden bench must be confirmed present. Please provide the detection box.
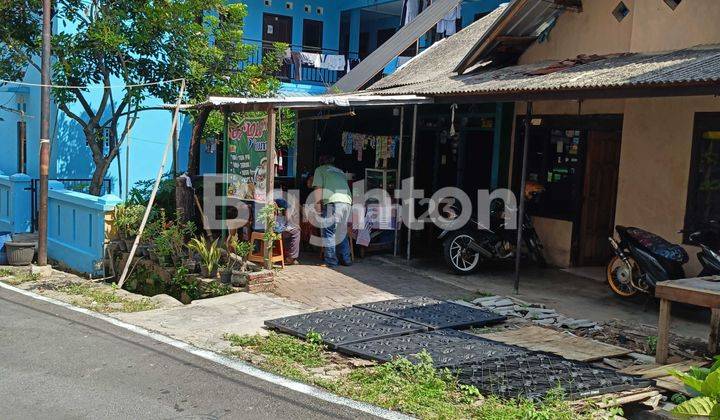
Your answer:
[655,276,720,363]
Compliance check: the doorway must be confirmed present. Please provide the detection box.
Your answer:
[576,130,622,266]
[263,13,293,78]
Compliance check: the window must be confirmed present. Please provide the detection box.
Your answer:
[612,1,629,22]
[684,113,720,237]
[664,0,682,10]
[302,19,323,52]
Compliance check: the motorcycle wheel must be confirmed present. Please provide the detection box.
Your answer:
[443,231,483,275]
[525,233,547,268]
[606,255,640,298]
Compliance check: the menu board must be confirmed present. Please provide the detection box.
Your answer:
[225,116,269,202]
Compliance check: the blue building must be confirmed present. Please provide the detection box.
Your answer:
[0,0,503,198]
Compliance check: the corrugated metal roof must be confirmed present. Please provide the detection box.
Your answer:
[366,44,720,99]
[331,0,462,93]
[188,94,433,110]
[369,5,507,91]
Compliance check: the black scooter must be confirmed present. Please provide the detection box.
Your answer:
[606,221,720,298]
[439,199,546,275]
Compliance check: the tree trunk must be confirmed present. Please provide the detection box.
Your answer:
[89,159,110,196]
[175,176,196,225]
[188,108,210,177]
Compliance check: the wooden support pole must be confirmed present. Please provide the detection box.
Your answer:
[514,101,532,294]
[709,308,720,355]
[406,105,418,261]
[394,106,405,257]
[264,107,277,269]
[656,298,672,364]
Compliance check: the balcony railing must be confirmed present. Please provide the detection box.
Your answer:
[240,38,361,86]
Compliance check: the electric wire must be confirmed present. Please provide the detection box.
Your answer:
[0,78,185,90]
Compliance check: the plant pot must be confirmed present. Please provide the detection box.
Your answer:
[114,239,127,252]
[180,291,192,305]
[183,258,199,273]
[231,271,247,288]
[220,271,232,284]
[200,266,217,278]
[5,241,35,266]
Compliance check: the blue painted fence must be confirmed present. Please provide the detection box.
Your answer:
[0,172,121,275]
[0,173,32,234]
[47,182,121,276]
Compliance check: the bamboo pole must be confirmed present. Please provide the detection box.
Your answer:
[117,80,186,289]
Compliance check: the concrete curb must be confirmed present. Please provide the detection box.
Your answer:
[0,281,413,420]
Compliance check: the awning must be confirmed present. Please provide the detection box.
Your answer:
[368,44,720,101]
[188,94,433,111]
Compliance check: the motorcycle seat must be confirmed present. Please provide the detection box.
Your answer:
[622,226,689,264]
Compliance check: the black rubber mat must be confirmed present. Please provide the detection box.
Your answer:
[355,297,506,330]
[457,353,651,400]
[336,329,527,367]
[264,307,427,348]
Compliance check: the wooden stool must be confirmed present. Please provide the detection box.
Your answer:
[248,231,285,268]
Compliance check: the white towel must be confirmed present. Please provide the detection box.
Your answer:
[437,5,462,37]
[319,54,346,71]
[299,52,321,67]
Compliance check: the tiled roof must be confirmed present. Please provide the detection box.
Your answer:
[368,5,507,91]
[368,44,720,98]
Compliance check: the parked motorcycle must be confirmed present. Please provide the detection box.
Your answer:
[606,221,720,298]
[439,199,546,275]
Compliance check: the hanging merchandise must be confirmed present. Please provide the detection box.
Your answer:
[389,136,398,158]
[375,136,389,168]
[449,103,458,137]
[353,133,367,161]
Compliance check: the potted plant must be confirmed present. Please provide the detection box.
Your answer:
[219,263,232,284]
[5,241,35,266]
[114,204,145,251]
[187,237,220,278]
[153,232,174,267]
[228,235,252,287]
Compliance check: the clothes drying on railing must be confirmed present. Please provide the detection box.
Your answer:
[319,54,346,71]
[299,52,322,67]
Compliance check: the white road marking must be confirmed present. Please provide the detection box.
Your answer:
[0,281,412,420]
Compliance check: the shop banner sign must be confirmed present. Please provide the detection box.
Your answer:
[225,115,269,202]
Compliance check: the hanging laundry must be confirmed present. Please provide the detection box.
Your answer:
[437,4,461,37]
[290,51,303,80]
[401,0,421,26]
[375,136,390,168]
[299,52,322,67]
[319,54,346,71]
[341,132,354,154]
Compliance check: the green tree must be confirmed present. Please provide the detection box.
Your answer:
[0,0,284,195]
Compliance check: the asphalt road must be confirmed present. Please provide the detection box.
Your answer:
[0,287,379,420]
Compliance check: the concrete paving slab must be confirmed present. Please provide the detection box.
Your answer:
[113,292,312,352]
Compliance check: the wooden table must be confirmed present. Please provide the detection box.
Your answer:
[655,276,720,363]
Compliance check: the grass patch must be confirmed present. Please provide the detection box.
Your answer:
[225,333,587,419]
[58,283,157,313]
[226,331,327,368]
[0,268,14,277]
[3,271,40,285]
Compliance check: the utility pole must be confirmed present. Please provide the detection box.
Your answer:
[37,0,52,266]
